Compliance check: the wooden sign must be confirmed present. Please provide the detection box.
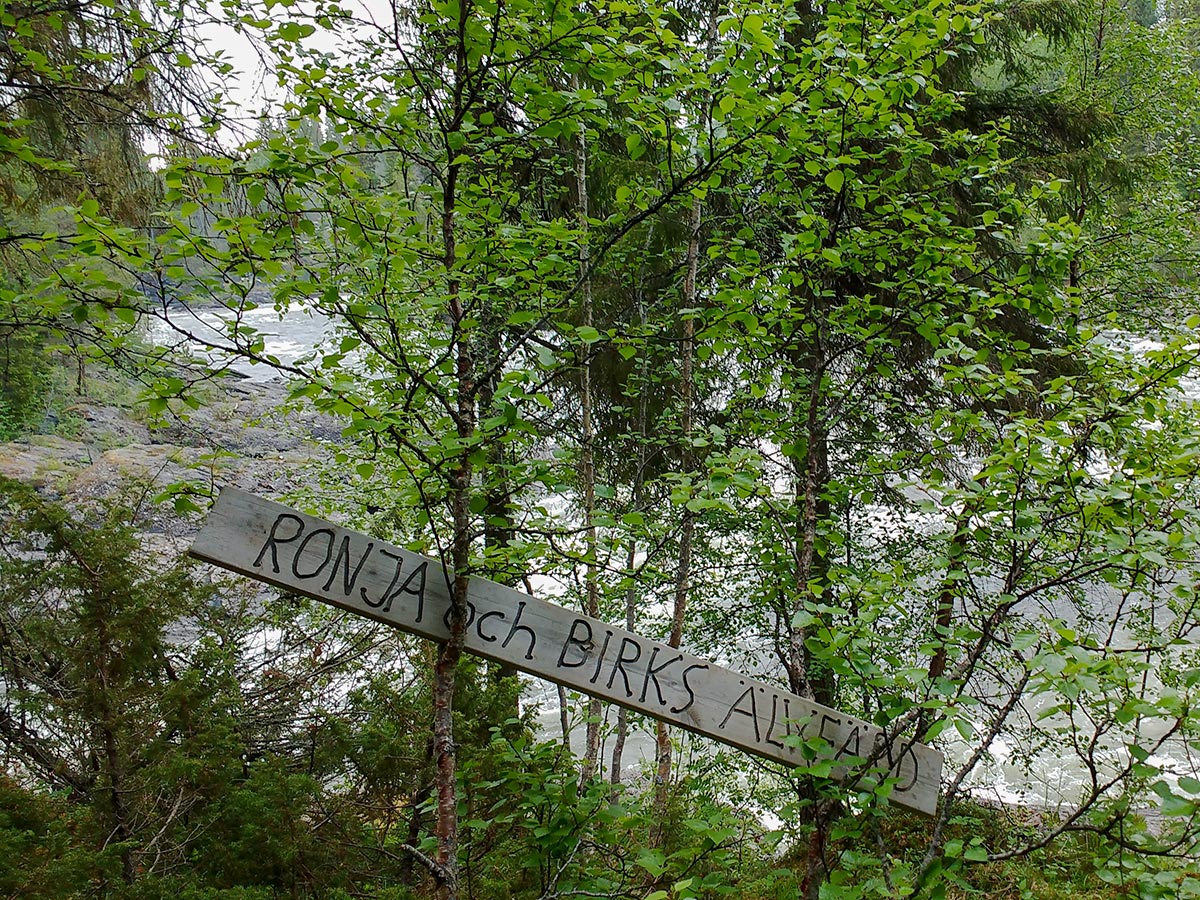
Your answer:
[189,488,943,815]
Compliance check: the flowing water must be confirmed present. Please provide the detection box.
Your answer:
[147,302,1200,810]
[145,302,335,382]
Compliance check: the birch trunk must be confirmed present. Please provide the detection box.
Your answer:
[432,22,473,886]
[651,187,702,833]
[610,222,654,785]
[574,103,605,785]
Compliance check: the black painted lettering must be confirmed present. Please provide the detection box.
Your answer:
[397,562,427,618]
[589,630,613,684]
[763,696,801,748]
[765,693,790,750]
[672,663,707,715]
[476,609,505,642]
[293,528,335,579]
[800,709,823,739]
[817,714,842,749]
[835,725,862,761]
[254,514,305,574]
[639,647,683,705]
[362,553,428,618]
[501,601,536,660]
[362,548,404,610]
[606,637,641,698]
[863,731,920,792]
[891,742,920,793]
[765,694,781,747]
[718,680,760,739]
[557,619,593,668]
[322,536,375,595]
[442,596,476,630]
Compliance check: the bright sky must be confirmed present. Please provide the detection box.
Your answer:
[172,0,394,150]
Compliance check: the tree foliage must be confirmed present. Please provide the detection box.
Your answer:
[3,0,1200,897]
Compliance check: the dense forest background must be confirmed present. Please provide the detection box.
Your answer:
[3,0,1200,896]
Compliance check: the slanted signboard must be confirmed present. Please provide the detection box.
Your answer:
[189,488,943,815]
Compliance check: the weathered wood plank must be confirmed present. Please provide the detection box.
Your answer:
[189,487,943,815]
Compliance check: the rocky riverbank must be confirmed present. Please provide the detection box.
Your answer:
[0,375,341,524]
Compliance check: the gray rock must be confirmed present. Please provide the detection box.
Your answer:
[1,376,328,517]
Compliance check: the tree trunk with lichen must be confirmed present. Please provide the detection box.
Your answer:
[575,108,605,786]
[651,187,702,838]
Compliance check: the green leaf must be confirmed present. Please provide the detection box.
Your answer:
[278,21,316,40]
[1178,776,1200,795]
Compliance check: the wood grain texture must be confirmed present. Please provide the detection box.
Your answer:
[189,487,943,815]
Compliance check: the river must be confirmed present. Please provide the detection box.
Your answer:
[145,301,335,382]
[147,301,1198,813]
